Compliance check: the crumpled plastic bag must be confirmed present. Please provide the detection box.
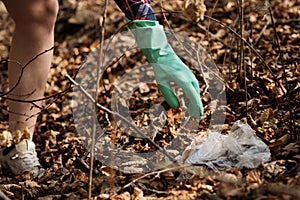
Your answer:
[181,120,271,171]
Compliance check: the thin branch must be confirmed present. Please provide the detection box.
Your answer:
[253,17,271,47]
[268,8,296,141]
[0,47,54,98]
[2,87,71,103]
[203,15,287,97]
[87,0,109,198]
[120,164,191,190]
[65,74,176,163]
[157,3,231,95]
[238,0,248,116]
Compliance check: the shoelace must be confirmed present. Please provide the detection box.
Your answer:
[12,152,40,168]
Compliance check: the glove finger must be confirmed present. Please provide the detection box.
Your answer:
[158,84,179,108]
[188,102,203,119]
[191,80,203,117]
[181,83,203,119]
[192,79,200,94]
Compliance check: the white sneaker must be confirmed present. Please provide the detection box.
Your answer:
[0,140,44,178]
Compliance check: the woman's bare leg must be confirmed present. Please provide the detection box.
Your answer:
[3,0,58,138]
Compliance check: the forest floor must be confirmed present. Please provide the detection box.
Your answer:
[0,0,299,199]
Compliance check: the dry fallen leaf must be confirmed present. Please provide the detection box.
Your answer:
[0,128,32,147]
[269,134,289,148]
[253,0,270,16]
[183,0,206,22]
[133,187,144,200]
[44,130,60,146]
[259,108,273,124]
[0,130,12,147]
[11,130,22,144]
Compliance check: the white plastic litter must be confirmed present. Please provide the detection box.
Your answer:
[181,120,271,171]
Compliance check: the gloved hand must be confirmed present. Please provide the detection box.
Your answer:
[127,19,203,119]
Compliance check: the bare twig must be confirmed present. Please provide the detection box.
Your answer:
[238,0,248,116]
[86,0,109,198]
[158,2,231,94]
[162,5,216,90]
[0,46,70,127]
[206,0,220,64]
[121,164,189,190]
[253,17,271,47]
[65,74,176,161]
[268,8,296,142]
[203,15,287,98]
[0,47,54,98]
[2,86,71,131]
[2,87,71,103]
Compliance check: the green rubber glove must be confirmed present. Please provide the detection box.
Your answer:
[127,19,203,119]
